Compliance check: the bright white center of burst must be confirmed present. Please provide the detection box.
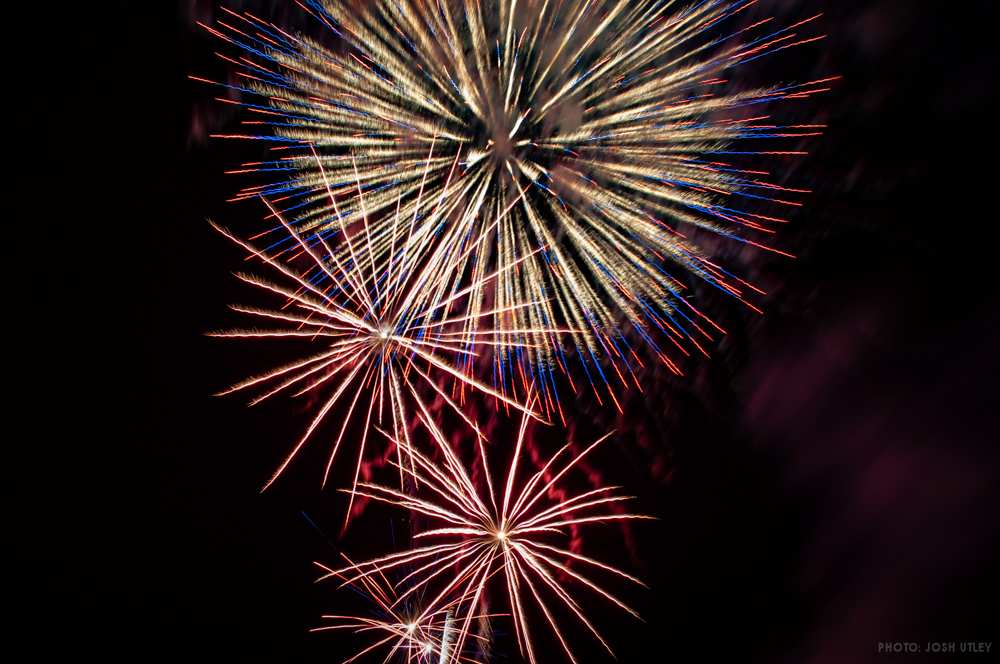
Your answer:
[422,643,433,654]
[405,623,416,634]
[379,327,392,340]
[465,108,532,169]
[495,529,508,542]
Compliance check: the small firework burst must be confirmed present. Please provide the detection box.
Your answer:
[330,406,651,663]
[210,148,547,517]
[314,554,496,663]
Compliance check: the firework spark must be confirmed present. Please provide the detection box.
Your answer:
[327,405,652,663]
[196,0,831,416]
[314,553,495,663]
[209,148,549,518]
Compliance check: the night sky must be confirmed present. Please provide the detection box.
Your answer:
[11,1,999,662]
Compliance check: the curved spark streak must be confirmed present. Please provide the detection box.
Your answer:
[197,0,831,417]
[328,407,652,663]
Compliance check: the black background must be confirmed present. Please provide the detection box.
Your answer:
[11,1,999,662]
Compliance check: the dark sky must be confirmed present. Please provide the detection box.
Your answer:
[11,1,999,662]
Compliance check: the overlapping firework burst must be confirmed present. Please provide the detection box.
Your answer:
[209,149,546,513]
[199,0,829,661]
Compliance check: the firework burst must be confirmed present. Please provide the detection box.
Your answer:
[195,0,832,417]
[209,149,549,517]
[328,405,652,663]
[314,553,496,663]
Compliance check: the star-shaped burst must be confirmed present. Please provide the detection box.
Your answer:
[211,149,548,520]
[329,404,652,663]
